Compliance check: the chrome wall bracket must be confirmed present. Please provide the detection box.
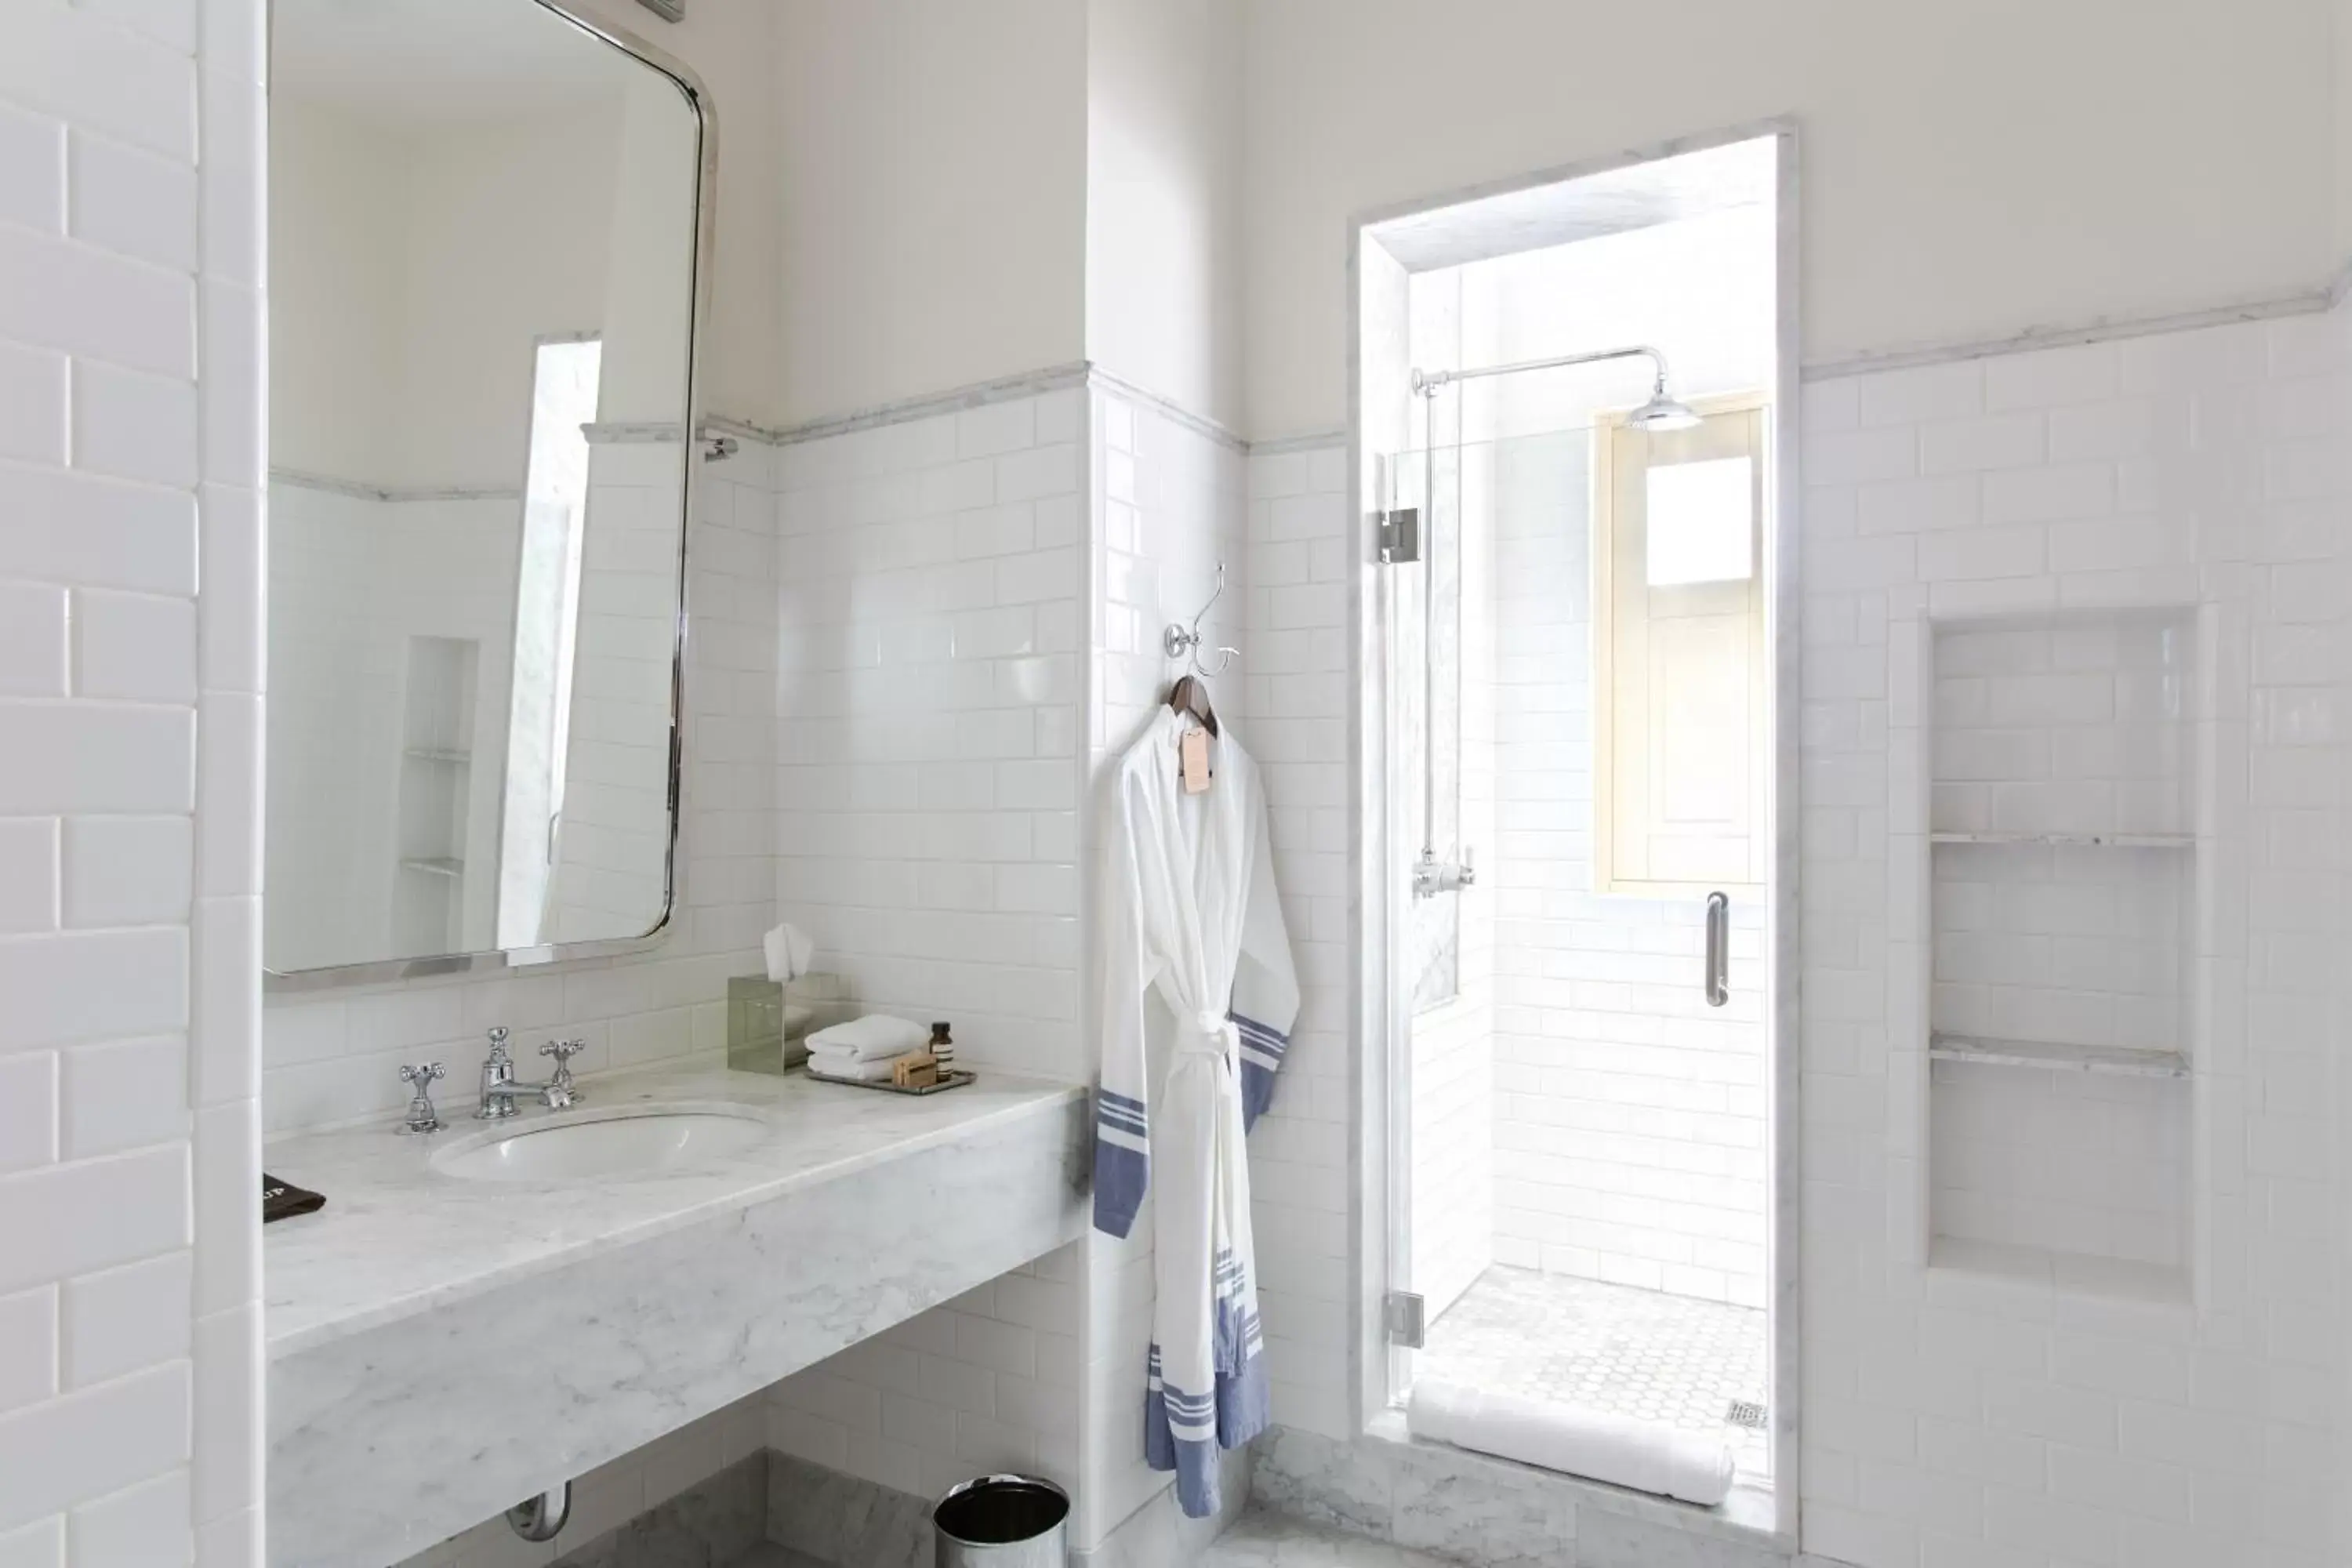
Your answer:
[633,0,683,21]
[1383,1290,1426,1348]
[1375,506,1421,564]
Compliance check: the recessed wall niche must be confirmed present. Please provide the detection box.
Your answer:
[1922,606,2200,1301]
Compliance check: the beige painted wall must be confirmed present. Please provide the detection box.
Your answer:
[269,95,621,488]
[773,0,1088,426]
[568,0,781,430]
[1085,0,1245,432]
[1242,0,2340,441]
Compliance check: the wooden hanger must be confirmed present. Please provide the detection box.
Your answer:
[1167,673,1219,737]
[1168,674,1218,792]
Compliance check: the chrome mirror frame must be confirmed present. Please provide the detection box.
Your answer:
[263,0,717,993]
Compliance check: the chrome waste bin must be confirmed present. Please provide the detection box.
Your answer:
[933,1474,1069,1567]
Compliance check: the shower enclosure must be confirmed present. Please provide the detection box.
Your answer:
[1353,131,1794,1522]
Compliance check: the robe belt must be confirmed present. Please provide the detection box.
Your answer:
[1176,1010,1239,1061]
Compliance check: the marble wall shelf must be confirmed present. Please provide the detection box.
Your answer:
[263,1061,1087,1568]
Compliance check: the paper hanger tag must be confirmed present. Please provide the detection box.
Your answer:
[1180,728,1211,793]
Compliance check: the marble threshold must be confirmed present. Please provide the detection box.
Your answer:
[263,1057,1087,1568]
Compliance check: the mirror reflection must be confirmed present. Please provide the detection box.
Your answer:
[265,0,702,976]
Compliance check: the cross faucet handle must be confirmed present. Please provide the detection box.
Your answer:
[540,1039,586,1105]
[396,1062,446,1135]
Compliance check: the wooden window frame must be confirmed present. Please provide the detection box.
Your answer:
[1591,390,1773,898]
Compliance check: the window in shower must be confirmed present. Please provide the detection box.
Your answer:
[495,334,603,949]
[1593,399,1769,895]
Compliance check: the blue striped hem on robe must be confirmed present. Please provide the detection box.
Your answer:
[1092,1087,1150,1237]
[1231,1011,1288,1131]
[1143,1330,1271,1517]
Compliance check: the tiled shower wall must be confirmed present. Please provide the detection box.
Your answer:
[1486,430,1771,1308]
[0,0,267,1562]
[259,441,778,1133]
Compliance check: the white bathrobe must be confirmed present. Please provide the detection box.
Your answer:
[1094,707,1299,1519]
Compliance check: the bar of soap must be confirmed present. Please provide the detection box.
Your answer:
[892,1052,939,1088]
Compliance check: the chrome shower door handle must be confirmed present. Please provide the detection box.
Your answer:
[1704,891,1730,1007]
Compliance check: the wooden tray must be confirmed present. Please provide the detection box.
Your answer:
[802,1065,975,1096]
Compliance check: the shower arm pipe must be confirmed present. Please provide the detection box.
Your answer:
[1410,343,1675,399]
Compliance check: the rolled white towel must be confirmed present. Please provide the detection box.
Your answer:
[1406,1376,1735,1508]
[805,1049,900,1083]
[804,1014,929,1062]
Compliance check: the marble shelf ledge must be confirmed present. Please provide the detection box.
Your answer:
[1929,830,2192,849]
[263,1058,1086,1568]
[1929,1031,2188,1080]
[1927,1236,2190,1307]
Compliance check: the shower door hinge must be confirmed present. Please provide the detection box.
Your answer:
[633,0,684,20]
[1383,1290,1426,1348]
[1375,507,1421,564]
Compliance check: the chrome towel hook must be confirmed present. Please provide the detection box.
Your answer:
[1163,561,1241,677]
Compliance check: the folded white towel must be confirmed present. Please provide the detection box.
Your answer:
[1407,1377,1734,1507]
[804,1014,928,1062]
[806,1049,900,1083]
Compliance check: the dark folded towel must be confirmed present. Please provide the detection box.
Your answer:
[262,1173,325,1224]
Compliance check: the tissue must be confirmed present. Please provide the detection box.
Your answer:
[764,923,814,982]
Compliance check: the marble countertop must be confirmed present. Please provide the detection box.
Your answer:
[263,1059,1086,1357]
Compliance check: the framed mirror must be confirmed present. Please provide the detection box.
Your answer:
[264,0,712,984]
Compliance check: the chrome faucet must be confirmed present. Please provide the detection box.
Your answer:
[474,1028,586,1120]
[397,1062,445,1134]
[537,1039,586,1109]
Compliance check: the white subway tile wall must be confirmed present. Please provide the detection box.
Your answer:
[1239,443,1354,1441]
[766,1249,1084,1513]
[544,441,693,944]
[1486,428,1770,1308]
[259,445,779,1133]
[1799,314,2349,1566]
[1077,389,1250,1544]
[762,386,1092,1534]
[1929,1058,2189,1271]
[1239,304,2352,1568]
[0,0,267,1563]
[770,388,1085,1084]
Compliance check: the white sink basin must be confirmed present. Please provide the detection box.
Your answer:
[433,1106,771,1182]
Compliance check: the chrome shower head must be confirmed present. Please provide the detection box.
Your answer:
[1627,379,1701,432]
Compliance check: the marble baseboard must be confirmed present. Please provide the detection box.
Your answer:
[553,1455,772,1568]
[765,1451,938,1567]
[1250,1425,1835,1568]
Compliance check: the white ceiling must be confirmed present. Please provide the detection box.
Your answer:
[272,0,648,126]
[1369,136,1777,273]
